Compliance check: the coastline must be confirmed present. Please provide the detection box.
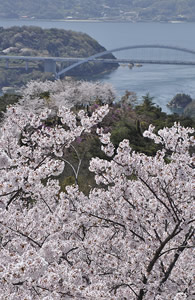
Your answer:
[0,17,191,24]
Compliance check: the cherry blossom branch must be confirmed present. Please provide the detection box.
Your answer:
[159,227,194,287]
[128,228,145,242]
[159,245,195,258]
[154,229,162,244]
[6,188,22,210]
[111,283,138,297]
[1,222,42,248]
[59,247,79,266]
[160,186,180,222]
[147,221,181,274]
[138,176,174,219]
[40,196,53,213]
[36,285,76,298]
[89,212,126,229]
[137,222,182,300]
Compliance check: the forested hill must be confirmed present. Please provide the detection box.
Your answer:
[0,0,195,22]
[0,26,117,88]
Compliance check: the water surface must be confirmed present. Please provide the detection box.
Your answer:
[0,19,195,112]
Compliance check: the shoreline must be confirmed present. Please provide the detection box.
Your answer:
[0,18,192,24]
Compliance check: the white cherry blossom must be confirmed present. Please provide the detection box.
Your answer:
[0,81,194,300]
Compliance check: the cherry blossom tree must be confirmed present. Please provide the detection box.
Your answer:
[0,81,194,300]
[18,79,116,114]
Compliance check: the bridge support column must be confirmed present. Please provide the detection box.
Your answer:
[44,59,56,73]
[25,61,29,71]
[6,59,9,68]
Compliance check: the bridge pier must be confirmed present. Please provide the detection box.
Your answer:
[25,61,29,71]
[6,59,9,68]
[44,59,56,73]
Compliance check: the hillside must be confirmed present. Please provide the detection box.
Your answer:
[0,26,118,88]
[0,0,194,22]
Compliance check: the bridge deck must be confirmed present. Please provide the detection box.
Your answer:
[1,55,195,66]
[1,44,195,78]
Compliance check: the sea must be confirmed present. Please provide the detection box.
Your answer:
[0,19,195,113]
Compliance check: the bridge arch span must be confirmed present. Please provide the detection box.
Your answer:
[56,44,195,78]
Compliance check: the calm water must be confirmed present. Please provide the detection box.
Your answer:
[0,19,195,112]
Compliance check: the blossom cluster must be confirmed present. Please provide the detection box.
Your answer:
[18,79,116,114]
[0,81,194,300]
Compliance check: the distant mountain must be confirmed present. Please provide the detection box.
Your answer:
[0,0,195,22]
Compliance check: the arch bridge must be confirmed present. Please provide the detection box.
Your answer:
[1,44,195,79]
[56,44,195,78]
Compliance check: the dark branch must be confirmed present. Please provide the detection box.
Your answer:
[89,213,126,229]
[6,188,22,210]
[60,247,78,266]
[159,227,194,286]
[111,283,138,297]
[147,222,181,274]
